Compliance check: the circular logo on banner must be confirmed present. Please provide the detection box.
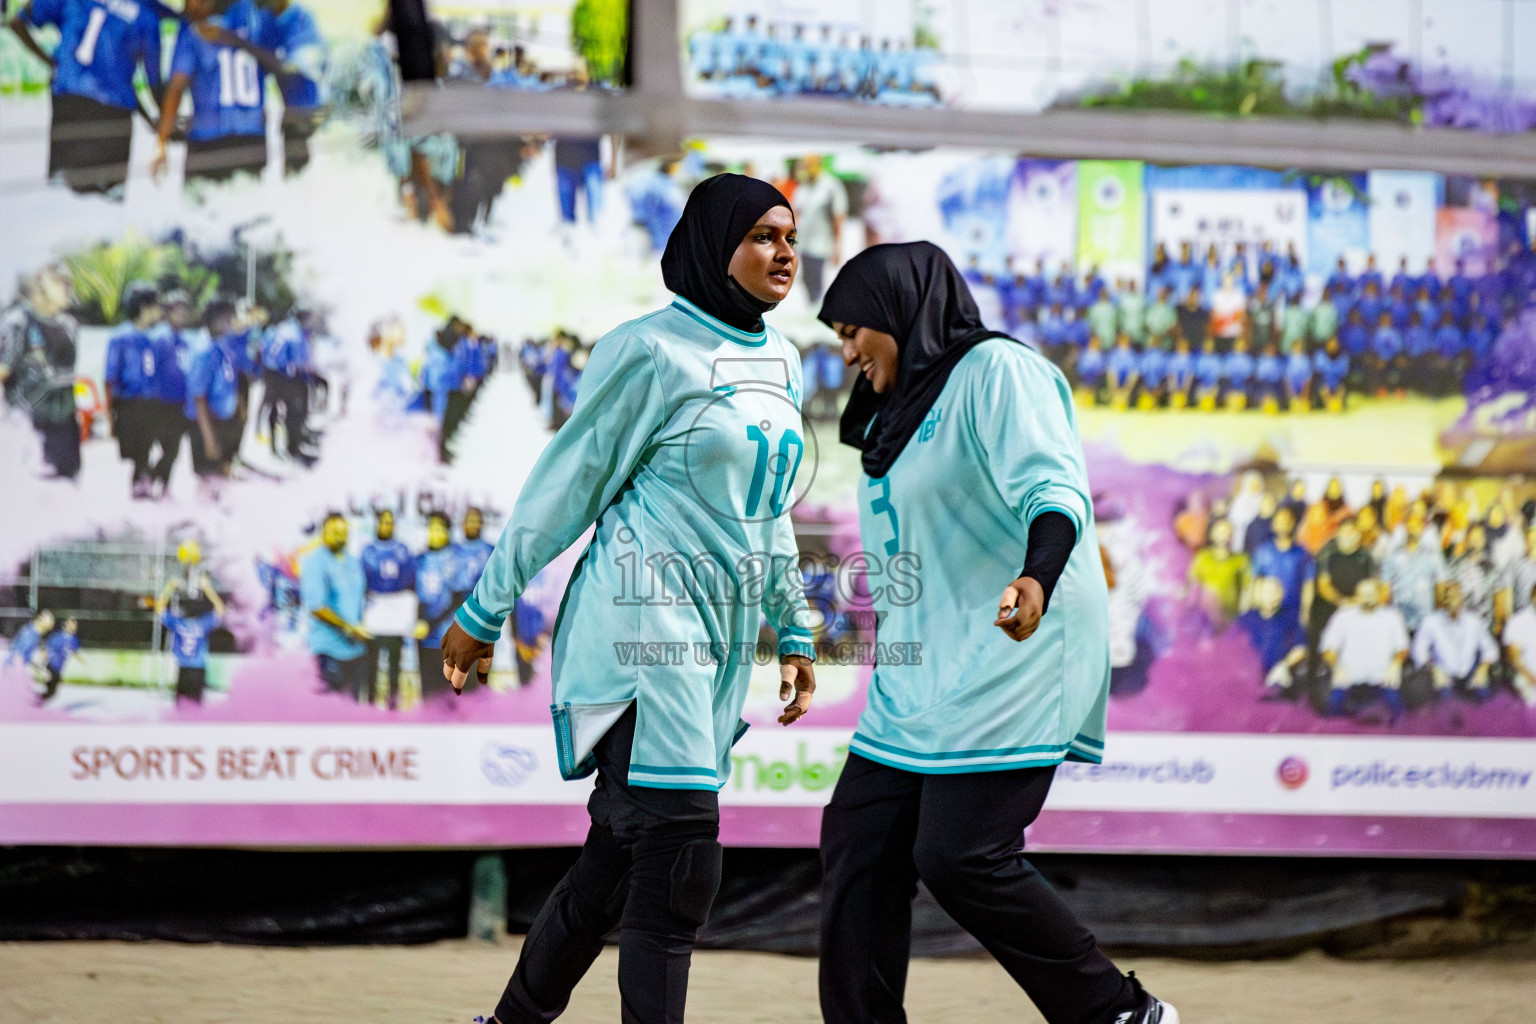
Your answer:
[1395,189,1413,210]
[1321,180,1354,213]
[1094,175,1125,211]
[1277,756,1309,790]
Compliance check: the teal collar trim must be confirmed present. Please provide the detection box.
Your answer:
[670,296,769,347]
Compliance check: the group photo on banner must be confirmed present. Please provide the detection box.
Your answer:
[680,0,1536,133]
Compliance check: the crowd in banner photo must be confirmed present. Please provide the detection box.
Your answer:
[514,330,587,432]
[0,260,346,497]
[435,18,619,94]
[331,6,619,238]
[1180,469,1536,721]
[7,0,329,194]
[265,500,549,714]
[381,317,585,443]
[688,14,939,106]
[970,240,1536,415]
[370,315,502,463]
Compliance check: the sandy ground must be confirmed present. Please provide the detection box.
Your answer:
[2,939,1533,1023]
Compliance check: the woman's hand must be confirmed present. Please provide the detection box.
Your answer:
[440,620,494,694]
[778,655,815,725]
[994,576,1044,642]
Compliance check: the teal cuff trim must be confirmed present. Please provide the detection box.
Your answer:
[456,596,504,644]
[732,719,750,746]
[1028,502,1084,535]
[779,637,817,662]
[627,778,723,791]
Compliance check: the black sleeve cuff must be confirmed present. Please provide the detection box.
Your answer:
[1020,511,1078,614]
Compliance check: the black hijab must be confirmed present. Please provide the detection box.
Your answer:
[661,173,793,333]
[820,242,1011,478]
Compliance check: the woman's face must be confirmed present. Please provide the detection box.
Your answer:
[833,321,900,394]
[727,206,797,305]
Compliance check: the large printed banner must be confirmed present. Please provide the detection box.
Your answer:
[3,15,1536,857]
[4,723,1534,851]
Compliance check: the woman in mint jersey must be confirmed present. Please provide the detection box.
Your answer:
[818,243,1178,1024]
[439,174,817,1024]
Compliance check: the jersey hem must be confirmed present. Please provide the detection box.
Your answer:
[851,740,1070,775]
[628,764,721,791]
[849,733,1076,773]
[626,778,724,791]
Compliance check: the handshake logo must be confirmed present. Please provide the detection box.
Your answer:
[481,742,539,788]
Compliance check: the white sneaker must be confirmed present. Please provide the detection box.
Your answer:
[1113,971,1180,1023]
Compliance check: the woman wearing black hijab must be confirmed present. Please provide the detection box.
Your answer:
[439,174,818,1024]
[816,243,1178,1024]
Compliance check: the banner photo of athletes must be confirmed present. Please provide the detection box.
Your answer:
[679,0,1536,133]
[4,1,1536,851]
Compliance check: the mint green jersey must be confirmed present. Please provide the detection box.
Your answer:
[852,339,1110,773]
[1086,298,1118,344]
[1309,299,1339,343]
[456,297,816,791]
[1144,300,1177,341]
[1280,302,1309,347]
[1117,291,1146,341]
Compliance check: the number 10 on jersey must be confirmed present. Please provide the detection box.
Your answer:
[744,425,802,518]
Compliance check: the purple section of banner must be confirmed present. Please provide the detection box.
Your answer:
[3,804,1535,857]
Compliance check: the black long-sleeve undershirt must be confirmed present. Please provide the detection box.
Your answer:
[1020,511,1077,613]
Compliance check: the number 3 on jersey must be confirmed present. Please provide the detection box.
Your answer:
[744,425,802,518]
[867,476,900,556]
